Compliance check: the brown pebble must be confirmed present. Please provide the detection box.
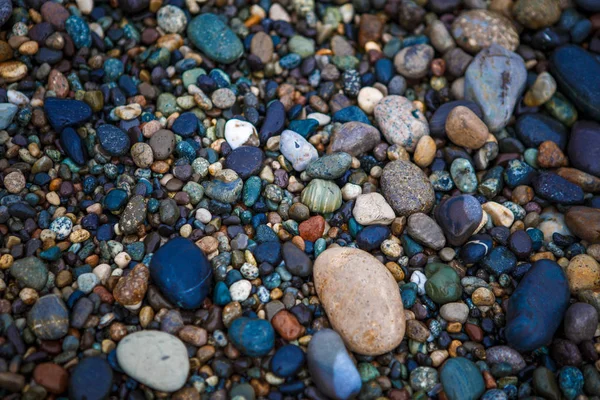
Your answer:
[33,363,68,394]
[556,167,600,193]
[537,140,567,168]
[445,106,489,149]
[566,206,600,244]
[271,310,304,341]
[113,264,149,306]
[358,14,384,48]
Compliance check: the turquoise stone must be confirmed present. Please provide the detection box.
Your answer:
[187,13,243,64]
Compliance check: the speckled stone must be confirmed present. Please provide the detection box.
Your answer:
[187,13,243,64]
[380,160,435,216]
[451,10,519,53]
[327,122,381,156]
[374,95,430,152]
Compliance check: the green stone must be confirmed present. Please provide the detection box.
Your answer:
[288,35,315,58]
[332,55,360,71]
[424,263,462,304]
[187,13,244,64]
[533,367,561,400]
[157,93,179,116]
[300,179,342,214]
[183,182,204,205]
[358,363,380,382]
[544,92,578,127]
[10,257,49,291]
[306,152,352,179]
[182,68,206,89]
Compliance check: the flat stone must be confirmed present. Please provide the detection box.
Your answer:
[314,247,405,355]
[97,124,131,156]
[327,121,381,156]
[352,192,396,226]
[380,160,435,217]
[282,241,313,277]
[0,103,17,129]
[440,357,485,400]
[44,98,92,132]
[564,303,598,344]
[116,331,189,392]
[279,130,318,171]
[451,10,519,53]
[406,213,446,250]
[565,206,600,243]
[435,194,483,246]
[27,295,69,340]
[187,13,243,64]
[11,256,48,291]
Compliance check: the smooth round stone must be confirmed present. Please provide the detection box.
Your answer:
[0,103,17,129]
[445,106,488,149]
[60,127,87,165]
[288,35,315,58]
[430,101,483,138]
[568,121,600,177]
[485,346,526,372]
[393,44,434,79]
[187,13,243,64]
[50,216,73,240]
[505,259,570,352]
[301,179,342,214]
[356,225,390,251]
[564,303,598,344]
[516,113,568,150]
[440,357,485,400]
[271,344,305,378]
[435,194,483,246]
[228,317,275,357]
[513,0,561,29]
[149,237,212,309]
[464,44,527,132]
[481,246,517,275]
[69,357,113,400]
[550,45,600,121]
[307,329,362,400]
[357,87,383,114]
[280,130,318,171]
[43,98,92,132]
[157,5,187,33]
[148,129,176,160]
[440,302,470,323]
[224,146,264,179]
[327,121,381,156]
[10,256,48,291]
[380,160,435,216]
[374,95,429,152]
[425,263,462,304]
[566,254,600,293]
[314,247,405,355]
[117,331,189,392]
[352,192,395,226]
[171,112,198,137]
[533,172,584,205]
[407,213,446,250]
[97,124,130,156]
[451,10,519,53]
[565,206,600,243]
[225,119,258,150]
[450,158,477,193]
[250,31,274,64]
[282,241,313,277]
[306,152,352,180]
[27,294,69,340]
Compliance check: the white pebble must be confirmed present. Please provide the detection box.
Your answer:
[114,252,131,268]
[229,280,252,302]
[224,119,259,150]
[358,87,384,114]
[410,270,427,295]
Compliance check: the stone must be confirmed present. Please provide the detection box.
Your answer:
[485,346,526,372]
[271,310,304,341]
[33,363,68,394]
[464,44,527,132]
[157,5,187,34]
[259,101,285,144]
[149,237,212,309]
[440,357,485,400]
[0,103,17,129]
[524,72,557,107]
[356,225,390,251]
[282,241,313,277]
[394,44,434,79]
[374,96,430,152]
[407,213,446,250]
[380,160,435,216]
[113,264,149,306]
[3,171,25,194]
[566,254,600,293]
[445,106,488,149]
[225,119,259,150]
[513,0,561,29]
[0,61,28,83]
[0,0,12,27]
[550,45,600,122]
[116,331,189,392]
[565,207,600,243]
[314,247,405,355]
[228,317,275,357]
[505,259,570,352]
[533,172,584,205]
[327,122,381,156]
[357,87,383,114]
[568,121,600,177]
[11,256,48,291]
[482,202,514,228]
[44,98,92,132]
[271,344,305,378]
[288,35,315,58]
[451,10,519,53]
[251,31,274,64]
[69,357,113,400]
[358,14,383,47]
[516,113,568,150]
[97,124,130,156]
[149,129,176,160]
[27,295,69,340]
[537,141,567,169]
[301,179,342,214]
[279,130,318,171]
[425,263,462,304]
[225,147,264,179]
[352,193,396,226]
[187,13,243,64]
[564,303,598,344]
[435,195,483,246]
[307,329,362,400]
[60,127,87,165]
[306,152,352,180]
[533,367,561,400]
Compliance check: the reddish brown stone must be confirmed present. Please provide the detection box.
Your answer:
[566,206,600,244]
[464,323,483,342]
[33,363,68,394]
[358,15,384,48]
[178,325,208,347]
[298,215,325,242]
[537,140,567,168]
[40,2,70,30]
[271,310,304,341]
[113,264,149,306]
[557,167,600,193]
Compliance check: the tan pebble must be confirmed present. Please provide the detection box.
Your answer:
[0,254,13,270]
[413,135,436,168]
[471,287,496,306]
[0,61,28,82]
[115,104,142,120]
[18,41,39,56]
[566,254,600,294]
[19,288,39,305]
[4,171,26,193]
[69,229,90,243]
[446,106,489,149]
[357,87,383,114]
[482,201,514,228]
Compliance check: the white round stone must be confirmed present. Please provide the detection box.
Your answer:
[358,87,384,114]
[410,270,427,295]
[229,280,252,302]
[279,130,318,172]
[240,263,259,280]
[195,208,212,224]
[224,119,259,150]
[116,331,189,392]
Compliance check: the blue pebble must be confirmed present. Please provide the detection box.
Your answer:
[65,15,92,49]
[254,241,281,265]
[375,58,394,84]
[171,112,199,137]
[69,357,113,400]
[271,344,305,378]
[333,106,370,125]
[97,124,130,156]
[480,246,517,275]
[356,225,390,251]
[44,98,92,132]
[213,281,232,306]
[288,118,318,137]
[440,357,485,400]
[228,317,275,357]
[60,127,88,165]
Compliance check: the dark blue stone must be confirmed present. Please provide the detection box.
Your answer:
[69,356,113,400]
[33,173,51,186]
[118,75,138,97]
[97,124,130,156]
[576,0,600,11]
[503,159,536,188]
[271,344,305,377]
[430,100,483,138]
[375,58,394,84]
[459,234,492,264]
[103,189,128,212]
[435,194,483,246]
[505,259,569,352]
[96,224,114,241]
[171,112,198,138]
[149,237,213,309]
[550,45,600,121]
[332,106,370,125]
[515,113,568,150]
[60,127,88,165]
[440,357,485,400]
[508,229,532,259]
[254,241,281,265]
[533,172,584,205]
[8,202,36,219]
[259,100,285,144]
[44,98,92,132]
[224,146,265,179]
[356,225,390,251]
[228,317,275,357]
[568,121,600,178]
[255,224,279,243]
[288,119,318,137]
[481,246,517,276]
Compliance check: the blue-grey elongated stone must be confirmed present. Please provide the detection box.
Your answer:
[0,103,17,129]
[464,44,527,132]
[440,357,485,400]
[10,257,48,291]
[307,329,362,400]
[187,13,243,64]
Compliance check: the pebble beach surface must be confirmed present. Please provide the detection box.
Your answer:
[0,0,599,399]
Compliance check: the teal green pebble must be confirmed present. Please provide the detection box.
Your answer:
[424,263,462,304]
[288,35,315,58]
[440,358,485,400]
[187,13,244,64]
[306,152,352,180]
[65,15,91,49]
[103,58,124,82]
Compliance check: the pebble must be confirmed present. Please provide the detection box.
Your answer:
[563,303,598,344]
[280,129,318,171]
[380,160,435,216]
[69,357,113,400]
[27,294,69,340]
[565,206,600,243]
[446,106,489,149]
[225,119,259,150]
[228,317,275,357]
[0,0,11,27]
[516,113,568,150]
[374,95,430,152]
[306,152,352,180]
[513,0,561,29]
[43,98,92,132]
[440,357,485,400]
[394,44,434,79]
[327,122,381,156]
[301,179,342,214]
[187,13,243,64]
[116,331,189,392]
[352,192,396,225]
[314,247,405,355]
[436,194,483,246]
[406,213,446,250]
[0,103,17,129]
[566,254,600,293]
[464,44,527,132]
[451,10,519,53]
[425,263,462,304]
[568,121,600,177]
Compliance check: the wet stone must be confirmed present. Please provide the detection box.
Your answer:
[27,294,69,340]
[97,124,131,156]
[327,122,381,156]
[380,160,435,217]
[374,95,430,152]
[435,195,483,246]
[69,357,113,400]
[187,13,243,64]
[451,10,519,53]
[44,98,92,132]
